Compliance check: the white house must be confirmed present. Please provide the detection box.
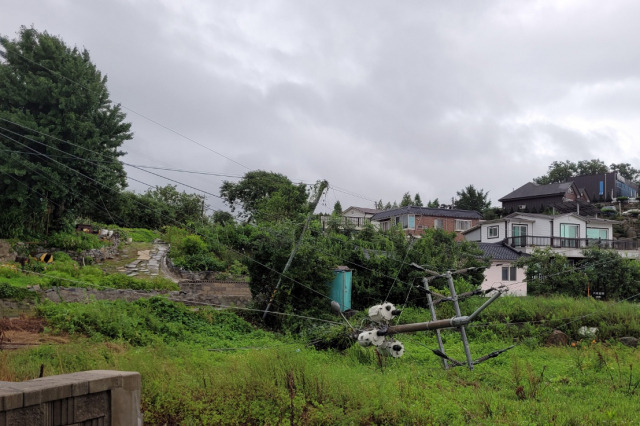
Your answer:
[463,212,636,259]
[476,242,528,296]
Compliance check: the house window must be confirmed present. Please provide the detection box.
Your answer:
[380,222,390,231]
[434,219,444,230]
[401,215,415,230]
[586,227,608,247]
[502,266,516,281]
[487,225,499,239]
[455,220,472,231]
[560,223,579,248]
[512,225,527,247]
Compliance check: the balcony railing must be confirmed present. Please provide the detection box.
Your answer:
[321,215,372,229]
[505,236,638,251]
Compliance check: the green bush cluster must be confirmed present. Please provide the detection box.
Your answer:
[36,297,267,346]
[47,231,106,252]
[0,282,36,301]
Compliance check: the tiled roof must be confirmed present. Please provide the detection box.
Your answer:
[370,206,482,221]
[345,206,381,215]
[476,242,528,261]
[499,182,574,201]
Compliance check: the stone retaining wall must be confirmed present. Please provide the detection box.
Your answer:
[0,370,141,426]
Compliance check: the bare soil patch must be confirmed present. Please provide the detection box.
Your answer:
[0,316,68,349]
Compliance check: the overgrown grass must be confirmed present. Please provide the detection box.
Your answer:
[1,252,178,292]
[115,228,161,243]
[2,295,639,423]
[2,334,639,424]
[397,295,640,343]
[36,297,271,347]
[47,231,106,251]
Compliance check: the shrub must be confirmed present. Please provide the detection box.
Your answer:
[47,231,106,251]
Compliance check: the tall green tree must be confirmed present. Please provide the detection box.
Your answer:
[413,193,423,206]
[534,159,622,185]
[0,27,132,237]
[220,170,308,222]
[427,198,440,208]
[576,159,608,176]
[534,160,578,184]
[400,192,412,207]
[610,163,640,183]
[332,200,343,216]
[454,185,490,212]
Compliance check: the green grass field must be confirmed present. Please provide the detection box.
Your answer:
[1,296,639,424]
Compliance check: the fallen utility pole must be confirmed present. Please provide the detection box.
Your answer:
[354,263,510,370]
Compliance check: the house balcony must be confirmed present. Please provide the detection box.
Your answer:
[320,215,374,230]
[504,235,638,257]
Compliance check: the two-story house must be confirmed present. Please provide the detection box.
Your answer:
[569,172,638,202]
[321,206,381,230]
[463,212,636,258]
[370,206,482,239]
[498,182,589,213]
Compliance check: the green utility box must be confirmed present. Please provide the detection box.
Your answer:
[329,267,352,312]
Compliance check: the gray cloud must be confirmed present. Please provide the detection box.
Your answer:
[3,0,640,212]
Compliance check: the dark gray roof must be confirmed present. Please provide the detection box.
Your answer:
[345,206,381,215]
[370,206,482,221]
[476,242,528,261]
[499,182,574,202]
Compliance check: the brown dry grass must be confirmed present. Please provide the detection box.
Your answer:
[0,316,69,350]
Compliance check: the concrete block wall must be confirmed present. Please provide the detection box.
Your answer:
[0,370,141,426]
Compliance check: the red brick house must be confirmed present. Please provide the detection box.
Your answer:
[370,206,482,240]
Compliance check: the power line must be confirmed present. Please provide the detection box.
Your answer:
[0,50,250,170]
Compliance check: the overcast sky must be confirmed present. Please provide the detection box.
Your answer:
[3,0,640,214]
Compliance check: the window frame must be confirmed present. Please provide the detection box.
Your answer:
[487,225,499,239]
[455,219,472,231]
[501,266,517,281]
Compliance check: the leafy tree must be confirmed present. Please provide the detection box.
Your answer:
[576,159,608,176]
[220,170,308,222]
[454,185,490,212]
[610,163,640,183]
[516,248,584,296]
[374,200,384,210]
[427,198,440,208]
[400,192,412,207]
[534,160,578,185]
[413,193,423,206]
[212,210,234,226]
[332,200,343,216]
[582,248,640,300]
[94,185,205,229]
[534,159,628,185]
[384,202,392,209]
[0,27,132,237]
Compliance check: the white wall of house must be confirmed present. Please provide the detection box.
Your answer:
[465,227,482,241]
[481,261,527,296]
[552,214,586,238]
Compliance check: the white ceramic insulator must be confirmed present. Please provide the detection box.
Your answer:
[368,303,396,322]
[381,340,405,358]
[357,329,385,347]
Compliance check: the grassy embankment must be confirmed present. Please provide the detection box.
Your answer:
[0,294,639,424]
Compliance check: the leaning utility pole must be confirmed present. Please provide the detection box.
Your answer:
[355,264,512,369]
[262,180,329,320]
